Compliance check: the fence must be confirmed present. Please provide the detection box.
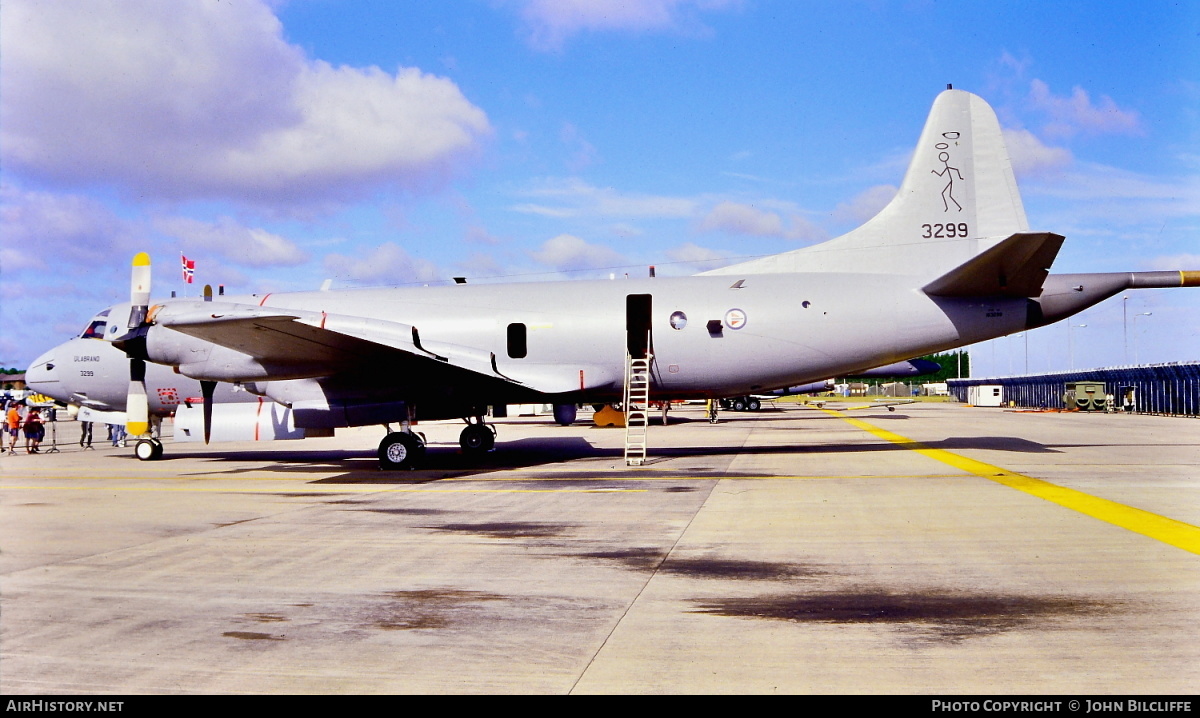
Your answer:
[947,362,1200,417]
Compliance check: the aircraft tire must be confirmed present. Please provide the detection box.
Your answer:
[553,403,577,426]
[748,398,761,411]
[459,423,495,455]
[134,438,163,461]
[732,398,747,412]
[378,432,424,470]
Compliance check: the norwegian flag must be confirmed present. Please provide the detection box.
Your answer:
[181,255,195,284]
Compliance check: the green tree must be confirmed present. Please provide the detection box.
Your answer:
[845,351,969,384]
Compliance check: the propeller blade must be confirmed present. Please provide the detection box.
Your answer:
[123,255,152,438]
[201,380,216,444]
[127,358,149,437]
[128,252,151,329]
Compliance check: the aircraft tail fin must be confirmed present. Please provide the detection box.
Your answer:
[703,89,1030,277]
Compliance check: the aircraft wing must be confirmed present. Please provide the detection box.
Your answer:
[152,302,618,394]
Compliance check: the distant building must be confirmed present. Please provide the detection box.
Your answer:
[922,382,950,396]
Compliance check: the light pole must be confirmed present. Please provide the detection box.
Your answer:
[1068,323,1087,371]
[1008,333,1028,374]
[1016,332,1028,373]
[1122,296,1129,363]
[1133,312,1152,364]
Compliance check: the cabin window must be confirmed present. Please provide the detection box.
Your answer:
[507,323,527,359]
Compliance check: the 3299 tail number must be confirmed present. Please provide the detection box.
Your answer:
[922,223,969,238]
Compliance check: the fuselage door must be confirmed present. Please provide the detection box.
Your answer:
[626,294,652,358]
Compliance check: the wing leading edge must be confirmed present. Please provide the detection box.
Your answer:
[150,302,619,395]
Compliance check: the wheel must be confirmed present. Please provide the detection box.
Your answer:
[134,438,162,461]
[552,403,577,426]
[459,423,495,454]
[748,398,761,411]
[378,432,424,470]
[732,398,747,412]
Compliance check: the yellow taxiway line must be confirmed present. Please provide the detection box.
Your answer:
[822,408,1200,555]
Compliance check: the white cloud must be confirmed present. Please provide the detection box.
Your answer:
[1027,79,1142,139]
[454,252,509,279]
[0,0,491,204]
[530,234,626,272]
[1030,162,1200,206]
[152,216,308,268]
[697,201,825,242]
[1003,128,1073,178]
[511,0,741,51]
[323,243,442,286]
[698,201,781,235]
[465,225,504,245]
[0,184,139,274]
[664,242,732,272]
[1147,254,1200,271]
[512,178,697,219]
[560,123,600,172]
[830,185,898,226]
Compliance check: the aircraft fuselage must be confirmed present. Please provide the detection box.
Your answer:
[121,271,1025,404]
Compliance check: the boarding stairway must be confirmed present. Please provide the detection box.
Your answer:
[623,352,653,466]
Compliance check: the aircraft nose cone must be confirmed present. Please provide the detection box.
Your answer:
[25,349,62,400]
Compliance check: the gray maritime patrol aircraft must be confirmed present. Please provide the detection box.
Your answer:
[26,88,1199,469]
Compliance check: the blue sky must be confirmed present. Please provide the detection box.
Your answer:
[2,0,1197,377]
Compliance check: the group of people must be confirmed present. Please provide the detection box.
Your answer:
[2,401,133,454]
[3,400,46,454]
[80,420,128,448]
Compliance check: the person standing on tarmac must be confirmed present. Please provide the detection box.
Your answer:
[6,402,21,455]
[23,408,45,453]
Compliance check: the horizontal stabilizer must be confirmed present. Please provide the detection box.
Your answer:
[921,232,1064,298]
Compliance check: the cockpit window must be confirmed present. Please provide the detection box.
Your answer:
[80,320,108,339]
[80,310,111,339]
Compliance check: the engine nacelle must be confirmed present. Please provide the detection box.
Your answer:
[174,398,305,443]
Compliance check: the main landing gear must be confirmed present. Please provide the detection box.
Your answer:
[377,415,497,470]
[719,396,762,412]
[459,417,495,455]
[377,430,426,470]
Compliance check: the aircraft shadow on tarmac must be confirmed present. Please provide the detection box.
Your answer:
[151,422,1061,485]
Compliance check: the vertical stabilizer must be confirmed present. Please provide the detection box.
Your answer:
[703,90,1029,277]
